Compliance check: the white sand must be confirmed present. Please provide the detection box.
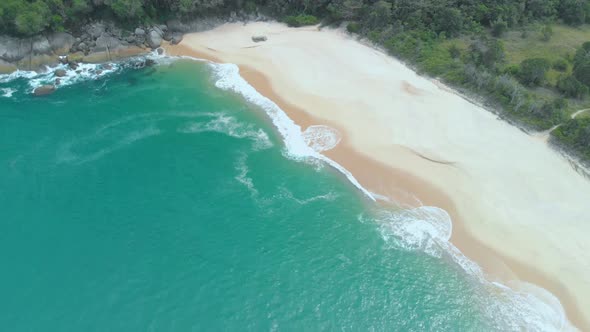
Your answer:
[169,22,590,328]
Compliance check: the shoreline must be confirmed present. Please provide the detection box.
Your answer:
[164,24,590,330]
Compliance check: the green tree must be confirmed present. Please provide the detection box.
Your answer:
[491,18,507,37]
[469,38,505,70]
[574,57,590,86]
[559,0,588,26]
[518,58,551,86]
[557,75,588,98]
[433,7,463,37]
[15,1,50,36]
[109,0,145,19]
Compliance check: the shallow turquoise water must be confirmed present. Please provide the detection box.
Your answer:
[0,60,548,331]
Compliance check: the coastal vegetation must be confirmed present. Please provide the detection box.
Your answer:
[1,0,590,163]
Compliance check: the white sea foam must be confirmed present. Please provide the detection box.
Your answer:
[234,153,258,197]
[209,62,376,202]
[179,113,273,150]
[365,206,574,331]
[302,125,342,152]
[278,187,339,205]
[57,126,161,165]
[1,88,16,97]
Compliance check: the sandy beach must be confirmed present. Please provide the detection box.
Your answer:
[166,22,590,330]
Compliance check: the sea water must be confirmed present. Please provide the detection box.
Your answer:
[0,58,569,331]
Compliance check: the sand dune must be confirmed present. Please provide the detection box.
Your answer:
[166,22,590,330]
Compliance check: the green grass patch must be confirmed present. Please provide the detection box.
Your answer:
[502,24,590,65]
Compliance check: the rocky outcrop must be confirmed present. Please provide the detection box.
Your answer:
[0,59,17,74]
[33,85,56,96]
[95,33,127,53]
[0,14,277,73]
[0,36,28,62]
[48,32,75,55]
[146,29,163,49]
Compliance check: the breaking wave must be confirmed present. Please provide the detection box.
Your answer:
[179,112,273,150]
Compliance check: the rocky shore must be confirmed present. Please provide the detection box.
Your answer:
[0,13,267,75]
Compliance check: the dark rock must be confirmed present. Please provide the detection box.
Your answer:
[69,61,79,70]
[87,22,106,39]
[152,26,164,38]
[145,59,156,67]
[31,36,52,55]
[103,64,113,70]
[55,78,61,85]
[58,56,68,64]
[170,32,183,45]
[146,30,162,49]
[0,36,28,62]
[94,33,124,52]
[159,24,168,33]
[252,35,267,43]
[54,69,67,77]
[33,85,56,96]
[76,70,82,74]
[156,48,164,55]
[47,32,75,54]
[96,70,103,75]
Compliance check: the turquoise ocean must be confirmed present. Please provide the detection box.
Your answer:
[0,57,569,331]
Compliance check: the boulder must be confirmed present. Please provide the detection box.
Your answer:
[54,69,67,77]
[0,36,28,62]
[96,70,103,75]
[103,64,113,70]
[135,28,146,36]
[252,35,267,43]
[33,85,56,96]
[170,32,183,45]
[47,32,75,54]
[87,22,106,39]
[146,30,162,49]
[156,48,164,55]
[31,36,52,55]
[152,26,164,38]
[55,78,61,85]
[69,61,79,70]
[94,33,124,52]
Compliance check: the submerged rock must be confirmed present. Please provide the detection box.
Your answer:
[33,85,56,96]
[54,69,67,77]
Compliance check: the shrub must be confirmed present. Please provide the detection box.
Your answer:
[284,14,319,27]
[347,22,360,33]
[448,44,461,59]
[541,24,553,41]
[518,58,551,86]
[553,58,568,72]
[557,75,588,98]
[491,19,507,37]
